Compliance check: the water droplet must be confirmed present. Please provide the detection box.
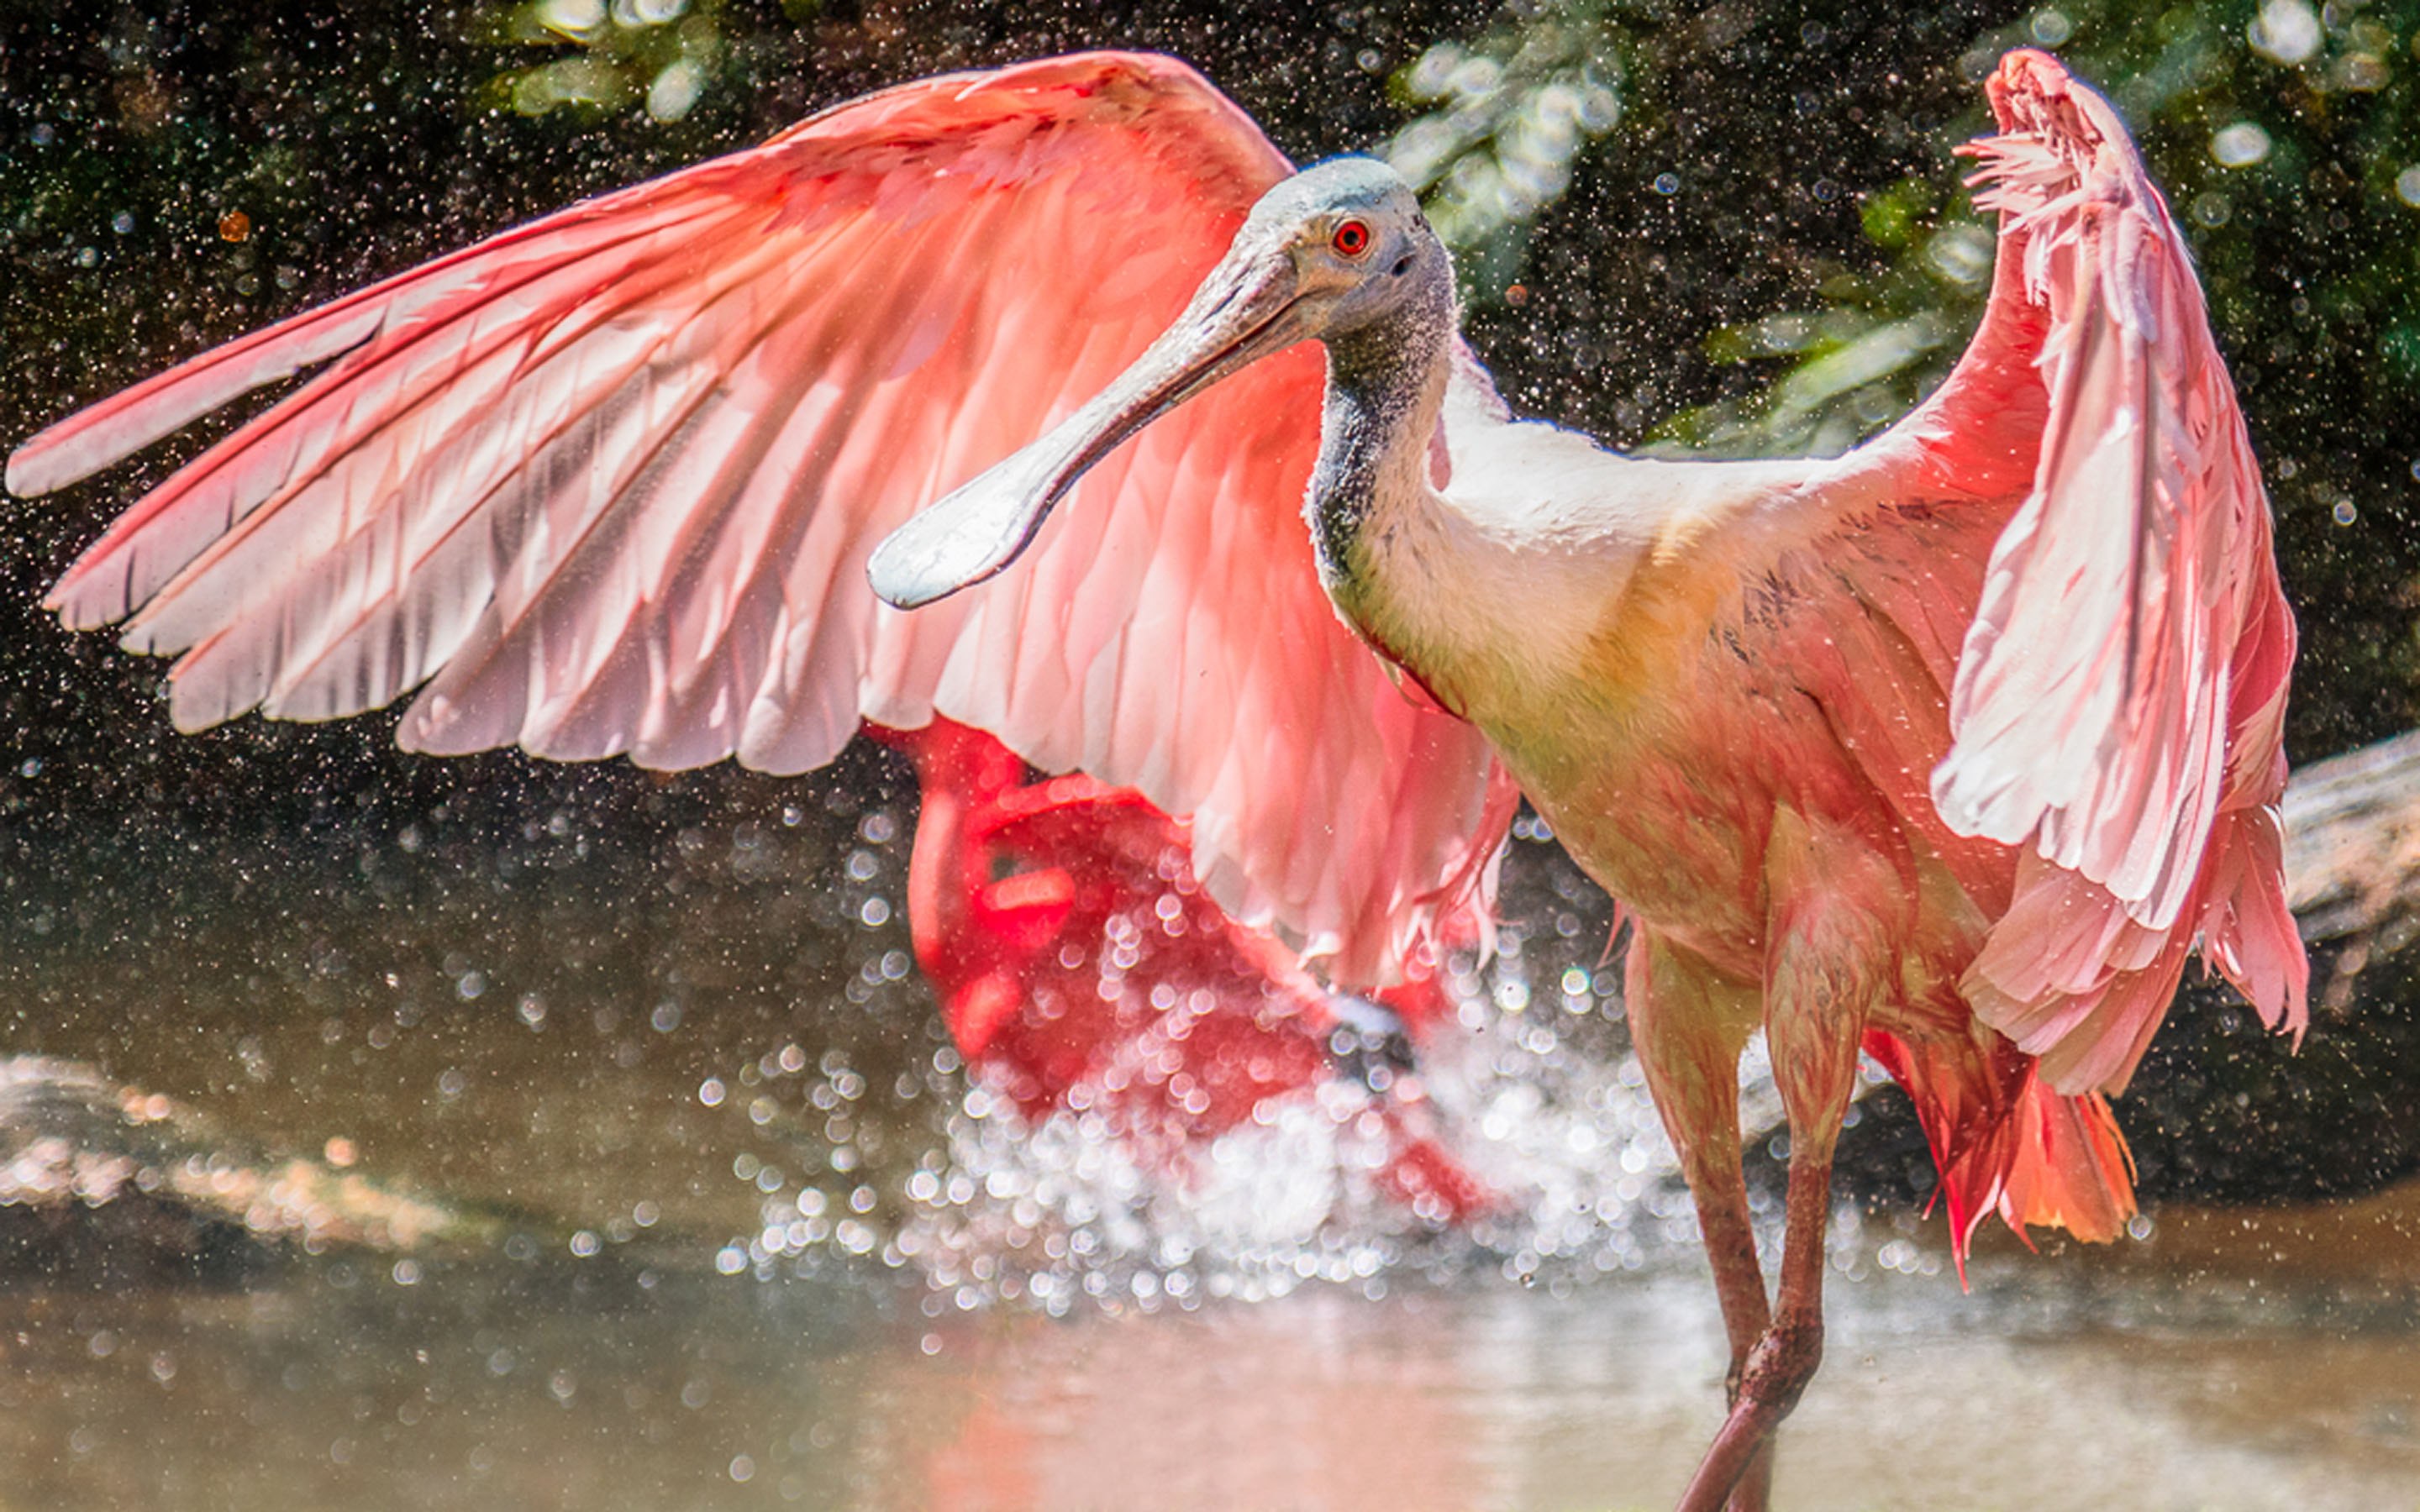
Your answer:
[2249,0,2321,66]
[2029,8,2073,45]
[2210,122,2272,169]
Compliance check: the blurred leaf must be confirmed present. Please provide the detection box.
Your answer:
[1386,3,1626,303]
[472,0,742,123]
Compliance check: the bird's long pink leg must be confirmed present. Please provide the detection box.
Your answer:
[1674,862,1879,1512]
[1625,934,1775,1512]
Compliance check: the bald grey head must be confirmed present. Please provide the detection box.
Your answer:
[867,155,1452,611]
[1239,156,1448,336]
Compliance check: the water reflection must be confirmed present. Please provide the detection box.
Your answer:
[3,1254,2416,1510]
[5,792,2417,1509]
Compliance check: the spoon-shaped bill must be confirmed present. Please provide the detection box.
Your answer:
[869,240,1307,611]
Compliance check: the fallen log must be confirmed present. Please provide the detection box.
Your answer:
[2283,728,2420,965]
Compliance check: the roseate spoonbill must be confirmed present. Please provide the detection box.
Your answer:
[882,717,1490,1220]
[868,50,2302,1507]
[8,44,2304,1510]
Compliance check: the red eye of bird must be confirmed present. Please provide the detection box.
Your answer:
[1331,219,1372,258]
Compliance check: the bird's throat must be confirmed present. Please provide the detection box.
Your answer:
[1307,270,1458,616]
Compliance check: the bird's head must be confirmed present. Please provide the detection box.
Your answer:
[1236,157,1448,341]
[867,157,1444,611]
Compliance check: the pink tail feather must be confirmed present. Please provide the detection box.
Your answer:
[1865,1026,2135,1278]
[1996,1074,2135,1245]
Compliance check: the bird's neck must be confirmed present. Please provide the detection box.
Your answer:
[1308,265,1605,723]
[1307,262,1842,738]
[1308,271,1457,622]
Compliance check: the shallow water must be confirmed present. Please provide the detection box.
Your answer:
[4,796,2417,1512]
[4,1238,2419,1512]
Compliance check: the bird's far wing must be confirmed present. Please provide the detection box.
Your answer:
[9,52,1509,984]
[1827,48,2304,1091]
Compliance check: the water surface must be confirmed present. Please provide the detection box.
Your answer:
[4,796,2416,1512]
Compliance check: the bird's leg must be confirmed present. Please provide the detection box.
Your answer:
[1624,935,1774,1511]
[1675,867,1880,1512]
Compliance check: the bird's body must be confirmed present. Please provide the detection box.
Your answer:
[9,45,2303,1511]
[1388,412,2148,1251]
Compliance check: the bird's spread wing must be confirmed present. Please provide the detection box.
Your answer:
[1810,49,2304,1092]
[9,52,1510,984]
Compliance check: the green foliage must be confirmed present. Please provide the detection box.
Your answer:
[1385,4,1625,302]
[1666,1,2420,466]
[1653,218,1989,456]
[471,0,760,123]
[8,0,2418,768]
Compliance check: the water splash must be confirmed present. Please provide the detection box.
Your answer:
[713,913,1810,1310]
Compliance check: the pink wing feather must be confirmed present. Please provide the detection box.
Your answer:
[9,53,1510,984]
[1846,50,2305,1092]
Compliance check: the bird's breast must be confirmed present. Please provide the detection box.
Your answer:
[1464,513,1985,990]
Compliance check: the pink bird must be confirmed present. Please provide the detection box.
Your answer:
[881,717,1491,1221]
[8,46,2304,1512]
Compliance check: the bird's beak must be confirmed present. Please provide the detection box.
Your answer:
[868,241,1307,610]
